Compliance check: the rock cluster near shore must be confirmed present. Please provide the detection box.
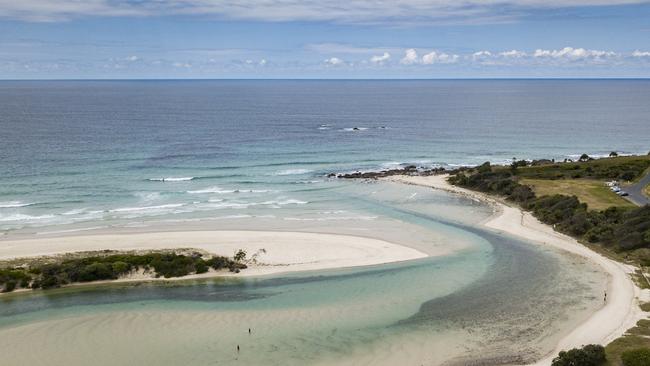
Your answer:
[329,165,447,179]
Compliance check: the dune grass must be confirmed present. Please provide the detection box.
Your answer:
[520,178,635,211]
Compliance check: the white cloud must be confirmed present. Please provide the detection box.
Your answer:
[632,50,650,57]
[533,47,617,60]
[472,50,492,60]
[125,55,139,62]
[422,51,459,64]
[324,57,344,65]
[400,49,419,65]
[499,50,526,58]
[2,1,649,24]
[370,52,391,64]
[259,58,267,65]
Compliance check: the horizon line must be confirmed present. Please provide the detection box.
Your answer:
[2,77,650,82]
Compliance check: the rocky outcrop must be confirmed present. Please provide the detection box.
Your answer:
[329,165,446,179]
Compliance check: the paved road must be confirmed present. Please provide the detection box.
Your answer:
[623,169,650,206]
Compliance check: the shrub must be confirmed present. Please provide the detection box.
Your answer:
[77,262,115,282]
[620,171,637,181]
[621,348,650,366]
[195,261,208,274]
[2,280,16,293]
[476,161,492,174]
[552,344,606,366]
[234,250,247,262]
[111,261,131,274]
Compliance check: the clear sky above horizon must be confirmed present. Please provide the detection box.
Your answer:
[1,0,650,79]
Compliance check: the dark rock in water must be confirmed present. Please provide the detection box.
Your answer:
[331,165,446,179]
[352,127,360,131]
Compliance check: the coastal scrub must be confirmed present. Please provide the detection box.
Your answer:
[0,250,247,293]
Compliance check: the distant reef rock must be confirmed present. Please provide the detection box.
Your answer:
[329,165,446,179]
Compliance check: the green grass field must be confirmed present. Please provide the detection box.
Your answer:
[520,178,635,211]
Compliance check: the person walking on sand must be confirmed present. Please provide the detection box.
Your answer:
[248,328,251,334]
[604,290,607,303]
[237,345,240,352]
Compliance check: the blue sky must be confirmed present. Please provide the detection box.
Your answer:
[1,1,650,79]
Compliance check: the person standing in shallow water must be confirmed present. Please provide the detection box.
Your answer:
[249,328,251,334]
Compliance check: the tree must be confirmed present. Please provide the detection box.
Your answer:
[234,249,247,262]
[621,348,650,366]
[552,344,606,366]
[609,151,618,157]
[579,153,591,162]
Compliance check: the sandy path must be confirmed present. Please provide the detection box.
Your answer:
[387,174,645,366]
[0,230,427,277]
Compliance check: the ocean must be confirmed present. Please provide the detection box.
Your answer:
[1,79,649,233]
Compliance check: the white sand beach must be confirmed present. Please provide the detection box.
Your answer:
[388,174,647,366]
[0,230,427,277]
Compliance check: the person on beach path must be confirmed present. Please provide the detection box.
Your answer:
[249,328,251,334]
[604,290,607,303]
[237,345,240,352]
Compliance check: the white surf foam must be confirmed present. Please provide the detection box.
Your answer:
[110,203,185,213]
[274,169,313,176]
[187,186,234,194]
[0,201,35,208]
[188,187,276,194]
[0,213,56,222]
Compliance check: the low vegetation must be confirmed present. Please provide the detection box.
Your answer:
[512,155,650,181]
[621,348,650,366]
[0,249,247,293]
